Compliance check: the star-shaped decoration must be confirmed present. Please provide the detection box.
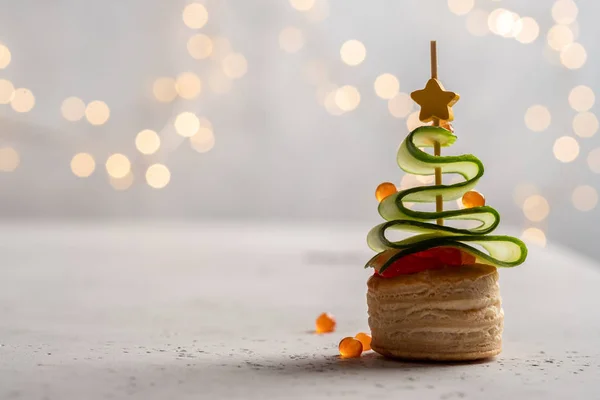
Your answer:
[410,78,460,122]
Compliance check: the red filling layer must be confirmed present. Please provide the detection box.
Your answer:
[375,247,476,278]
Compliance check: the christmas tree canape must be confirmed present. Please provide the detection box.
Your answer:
[365,42,527,362]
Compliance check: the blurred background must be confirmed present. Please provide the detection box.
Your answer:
[0,0,597,258]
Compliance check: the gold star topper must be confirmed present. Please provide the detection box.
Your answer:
[410,78,460,122]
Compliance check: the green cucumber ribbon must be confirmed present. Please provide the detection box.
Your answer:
[366,126,527,272]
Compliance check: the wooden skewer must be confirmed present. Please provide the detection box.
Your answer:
[430,41,444,226]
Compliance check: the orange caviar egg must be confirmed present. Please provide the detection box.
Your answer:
[375,182,397,202]
[462,190,485,208]
[315,312,336,334]
[354,332,372,351]
[339,337,363,358]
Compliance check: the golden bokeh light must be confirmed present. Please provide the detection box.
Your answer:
[208,69,233,94]
[306,0,329,23]
[210,36,232,61]
[560,43,586,69]
[0,44,11,69]
[289,0,315,11]
[315,83,335,106]
[551,0,578,25]
[388,92,414,118]
[187,34,213,59]
[523,194,550,222]
[70,153,95,178]
[572,112,598,138]
[176,72,202,100]
[279,26,304,53]
[61,96,86,122]
[448,0,474,16]
[182,3,208,29]
[340,40,366,66]
[513,183,539,206]
[110,172,133,191]
[153,77,177,103]
[135,129,161,155]
[222,53,248,79]
[521,228,547,248]
[547,24,573,51]
[374,73,400,100]
[10,88,35,113]
[85,100,110,125]
[0,147,19,172]
[587,148,600,174]
[324,88,344,116]
[105,153,131,179]
[524,105,551,132]
[175,112,200,137]
[406,111,431,131]
[572,185,598,212]
[489,9,518,37]
[146,164,171,189]
[553,136,579,163]
[515,17,539,44]
[190,127,215,153]
[568,85,595,112]
[466,9,489,37]
[0,79,14,104]
[334,85,360,112]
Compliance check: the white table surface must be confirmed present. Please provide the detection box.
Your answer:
[0,222,598,400]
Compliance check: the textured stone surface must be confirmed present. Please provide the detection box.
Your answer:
[0,222,598,399]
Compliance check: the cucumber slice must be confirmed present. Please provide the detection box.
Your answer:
[366,126,528,272]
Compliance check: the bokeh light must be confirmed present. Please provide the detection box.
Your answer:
[306,0,329,23]
[587,148,600,174]
[153,77,177,103]
[0,79,14,104]
[175,112,200,137]
[572,185,598,212]
[568,85,595,112]
[334,85,360,112]
[489,9,519,37]
[524,105,551,132]
[0,147,19,172]
[513,183,539,206]
[521,228,547,247]
[289,0,315,11]
[340,40,366,66]
[324,87,344,116]
[447,0,474,16]
[552,0,578,25]
[190,127,215,153]
[135,129,161,155]
[85,100,110,125]
[374,73,400,100]
[70,153,95,178]
[560,43,586,69]
[182,3,208,29]
[61,96,86,122]
[0,44,11,69]
[176,72,202,99]
[146,164,171,189]
[222,53,248,79]
[406,111,431,131]
[388,92,414,118]
[547,24,573,51]
[10,88,35,113]
[110,172,133,191]
[572,112,598,138]
[279,26,304,53]
[187,34,213,59]
[515,17,539,44]
[105,153,131,179]
[466,9,489,37]
[553,136,579,163]
[210,36,232,61]
[523,194,550,222]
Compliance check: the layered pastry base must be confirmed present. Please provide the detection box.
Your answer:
[367,264,503,361]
